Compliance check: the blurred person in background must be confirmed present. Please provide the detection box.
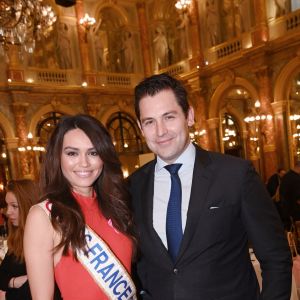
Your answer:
[0,179,39,300]
[280,161,300,230]
[0,192,8,237]
[266,168,286,222]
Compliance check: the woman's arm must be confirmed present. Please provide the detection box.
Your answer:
[24,205,55,300]
[0,252,27,290]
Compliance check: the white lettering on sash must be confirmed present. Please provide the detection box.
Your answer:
[78,226,136,299]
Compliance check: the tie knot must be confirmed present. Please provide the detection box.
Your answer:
[165,163,182,175]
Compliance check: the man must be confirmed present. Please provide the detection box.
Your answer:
[280,161,300,226]
[128,73,291,300]
[266,168,286,223]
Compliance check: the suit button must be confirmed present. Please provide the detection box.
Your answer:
[173,268,178,274]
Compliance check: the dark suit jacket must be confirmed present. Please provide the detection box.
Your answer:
[128,146,292,300]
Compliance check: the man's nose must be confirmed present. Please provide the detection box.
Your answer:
[156,120,167,136]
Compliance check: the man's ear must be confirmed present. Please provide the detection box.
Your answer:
[187,106,195,127]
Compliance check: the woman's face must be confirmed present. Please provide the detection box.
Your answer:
[61,128,104,196]
[5,191,19,227]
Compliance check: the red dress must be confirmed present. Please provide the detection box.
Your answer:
[54,193,133,300]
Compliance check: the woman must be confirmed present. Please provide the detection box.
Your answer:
[0,179,39,300]
[24,114,136,300]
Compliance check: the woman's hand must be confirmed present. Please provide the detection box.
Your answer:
[0,289,6,300]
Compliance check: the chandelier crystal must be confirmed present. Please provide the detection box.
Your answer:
[0,0,57,61]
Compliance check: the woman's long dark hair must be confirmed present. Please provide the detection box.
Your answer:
[39,114,136,257]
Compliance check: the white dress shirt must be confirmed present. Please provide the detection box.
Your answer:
[153,143,196,248]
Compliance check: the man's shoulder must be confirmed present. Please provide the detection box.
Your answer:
[196,146,250,168]
[128,159,155,182]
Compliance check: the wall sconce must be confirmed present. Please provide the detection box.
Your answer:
[244,100,273,124]
[244,100,273,155]
[18,133,45,152]
[175,0,192,10]
[79,13,96,42]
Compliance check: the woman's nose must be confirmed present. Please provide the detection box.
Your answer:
[79,154,90,166]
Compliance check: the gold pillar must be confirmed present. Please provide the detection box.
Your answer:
[75,0,95,85]
[272,100,290,170]
[189,0,205,68]
[207,118,220,152]
[12,101,33,178]
[187,77,210,150]
[256,67,277,181]
[252,0,269,45]
[136,1,152,77]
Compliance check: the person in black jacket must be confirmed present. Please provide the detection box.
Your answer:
[0,179,39,300]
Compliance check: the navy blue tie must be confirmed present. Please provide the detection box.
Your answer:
[165,163,183,262]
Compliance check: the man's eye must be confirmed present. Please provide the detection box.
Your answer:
[143,120,153,127]
[165,115,175,120]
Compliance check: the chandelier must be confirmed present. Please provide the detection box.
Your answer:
[0,0,57,61]
[175,0,191,10]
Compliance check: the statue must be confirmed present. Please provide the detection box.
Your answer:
[121,31,134,73]
[94,31,105,71]
[56,22,72,69]
[176,11,189,59]
[274,0,288,17]
[153,26,169,69]
[206,0,219,46]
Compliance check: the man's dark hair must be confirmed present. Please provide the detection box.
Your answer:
[134,73,189,121]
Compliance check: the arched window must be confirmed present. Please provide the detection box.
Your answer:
[36,112,64,146]
[107,112,143,154]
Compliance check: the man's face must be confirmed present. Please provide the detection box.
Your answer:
[138,89,194,164]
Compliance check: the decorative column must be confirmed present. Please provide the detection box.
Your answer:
[5,138,19,180]
[272,100,291,170]
[136,1,152,77]
[7,45,24,82]
[207,118,221,152]
[188,0,205,68]
[75,0,96,85]
[255,67,277,181]
[187,77,210,150]
[252,0,269,45]
[11,101,33,178]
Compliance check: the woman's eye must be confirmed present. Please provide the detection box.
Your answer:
[12,205,18,209]
[89,151,99,156]
[66,151,77,156]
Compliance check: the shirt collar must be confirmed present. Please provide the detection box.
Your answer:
[155,143,196,173]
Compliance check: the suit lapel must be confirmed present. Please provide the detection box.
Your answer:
[177,146,214,260]
[140,161,172,263]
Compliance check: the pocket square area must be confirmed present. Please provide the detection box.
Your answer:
[209,206,219,209]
